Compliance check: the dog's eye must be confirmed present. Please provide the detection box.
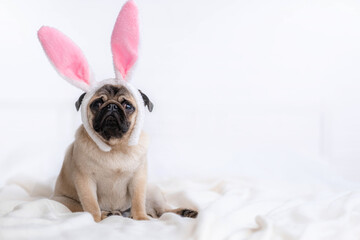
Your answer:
[121,101,134,111]
[125,103,133,110]
[95,99,104,107]
[90,99,104,110]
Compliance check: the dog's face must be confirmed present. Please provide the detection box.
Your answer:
[75,84,153,145]
[87,84,138,143]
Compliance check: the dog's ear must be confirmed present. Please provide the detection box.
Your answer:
[75,93,86,111]
[138,90,153,112]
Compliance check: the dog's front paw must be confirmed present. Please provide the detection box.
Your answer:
[132,213,150,221]
[92,212,102,223]
[101,210,122,220]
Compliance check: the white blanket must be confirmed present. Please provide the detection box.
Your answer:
[1,176,359,240]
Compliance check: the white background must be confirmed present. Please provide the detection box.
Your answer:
[1,0,360,184]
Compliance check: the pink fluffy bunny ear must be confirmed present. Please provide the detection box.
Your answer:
[111,0,139,81]
[38,26,93,92]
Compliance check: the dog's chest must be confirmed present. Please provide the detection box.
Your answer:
[95,170,133,211]
[87,151,143,211]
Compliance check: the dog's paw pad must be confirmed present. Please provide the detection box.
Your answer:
[177,209,198,218]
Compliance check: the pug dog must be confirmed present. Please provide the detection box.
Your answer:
[37,1,197,222]
[51,84,197,221]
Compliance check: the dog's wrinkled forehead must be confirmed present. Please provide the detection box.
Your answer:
[95,84,133,100]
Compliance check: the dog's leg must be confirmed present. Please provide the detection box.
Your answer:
[164,208,198,218]
[129,158,149,220]
[145,184,198,218]
[52,195,83,212]
[74,174,101,222]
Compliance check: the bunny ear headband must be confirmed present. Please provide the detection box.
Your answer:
[37,0,149,152]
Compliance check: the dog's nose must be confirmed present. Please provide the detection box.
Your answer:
[106,103,119,112]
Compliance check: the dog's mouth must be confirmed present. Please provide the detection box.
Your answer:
[103,114,120,129]
[93,112,130,141]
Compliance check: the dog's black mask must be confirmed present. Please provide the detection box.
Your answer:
[91,101,131,141]
[88,85,138,141]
